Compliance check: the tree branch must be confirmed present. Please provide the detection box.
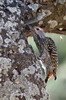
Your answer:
[42,3,66,35]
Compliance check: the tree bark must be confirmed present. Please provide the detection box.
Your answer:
[0,0,49,100]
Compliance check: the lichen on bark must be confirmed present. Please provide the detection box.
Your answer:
[0,0,49,100]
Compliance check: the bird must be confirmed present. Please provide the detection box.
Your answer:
[29,26,58,82]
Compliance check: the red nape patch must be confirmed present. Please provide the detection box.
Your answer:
[37,24,46,32]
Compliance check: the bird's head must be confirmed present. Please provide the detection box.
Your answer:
[34,26,46,39]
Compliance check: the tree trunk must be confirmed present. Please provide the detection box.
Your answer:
[0,0,49,100]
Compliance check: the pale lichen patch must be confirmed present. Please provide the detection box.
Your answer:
[44,10,52,16]
[8,15,15,22]
[0,11,6,17]
[41,87,49,100]
[48,20,58,28]
[10,32,19,41]
[17,8,21,16]
[35,73,45,81]
[25,47,33,54]
[7,6,21,16]
[7,7,18,13]
[39,20,43,25]
[0,18,4,30]
[28,82,40,96]
[10,92,21,100]
[12,69,18,79]
[28,3,40,12]
[56,0,66,4]
[59,23,62,25]
[5,0,13,5]
[0,1,4,5]
[18,39,26,53]
[22,65,35,77]
[6,31,19,46]
[15,78,20,84]
[4,38,11,44]
[5,21,18,30]
[0,35,3,45]
[0,57,11,74]
[63,15,66,20]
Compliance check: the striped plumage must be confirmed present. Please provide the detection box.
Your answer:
[44,37,58,82]
[31,26,58,82]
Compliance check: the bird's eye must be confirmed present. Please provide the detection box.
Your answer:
[36,28,39,30]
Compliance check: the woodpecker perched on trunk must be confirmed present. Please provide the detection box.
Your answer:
[29,25,58,82]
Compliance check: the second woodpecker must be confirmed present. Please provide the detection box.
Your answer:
[29,26,58,82]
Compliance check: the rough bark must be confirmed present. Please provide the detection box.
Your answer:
[0,0,49,100]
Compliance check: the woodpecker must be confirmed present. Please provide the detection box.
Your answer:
[29,26,58,82]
